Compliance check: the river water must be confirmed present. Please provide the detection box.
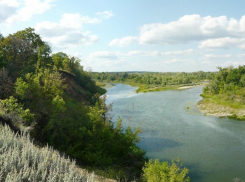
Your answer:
[105,84,245,182]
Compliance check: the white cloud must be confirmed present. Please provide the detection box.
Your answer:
[237,54,245,58]
[127,50,145,56]
[204,54,232,59]
[35,13,100,49]
[164,49,195,55]
[220,61,245,67]
[138,15,245,45]
[0,0,20,7]
[163,59,195,65]
[86,50,198,71]
[46,31,98,49]
[111,15,245,50]
[89,49,196,61]
[95,11,114,19]
[127,50,161,56]
[201,61,212,64]
[126,49,195,57]
[199,37,245,49]
[1,0,55,26]
[109,36,138,47]
[60,13,100,28]
[0,4,16,23]
[89,51,120,60]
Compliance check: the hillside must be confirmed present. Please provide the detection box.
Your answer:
[0,124,116,182]
[0,28,148,181]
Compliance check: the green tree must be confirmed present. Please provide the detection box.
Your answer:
[37,43,52,69]
[0,28,44,79]
[0,68,14,99]
[15,69,66,115]
[0,96,34,126]
[0,51,6,68]
[52,52,69,70]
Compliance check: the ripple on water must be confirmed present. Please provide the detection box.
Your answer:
[106,84,245,182]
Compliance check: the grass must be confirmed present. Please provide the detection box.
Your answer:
[0,124,115,182]
[95,81,106,87]
[201,93,245,110]
[197,93,245,120]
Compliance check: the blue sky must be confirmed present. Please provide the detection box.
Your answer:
[1,0,245,72]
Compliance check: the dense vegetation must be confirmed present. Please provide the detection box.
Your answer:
[201,66,245,119]
[91,71,215,92]
[0,28,190,181]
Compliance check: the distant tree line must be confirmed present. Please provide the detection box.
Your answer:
[92,71,215,87]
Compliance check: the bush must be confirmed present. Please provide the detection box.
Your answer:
[0,96,34,130]
[0,124,102,182]
[142,158,190,182]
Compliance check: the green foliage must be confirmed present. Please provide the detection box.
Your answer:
[52,52,69,70]
[52,95,66,113]
[91,71,215,92]
[52,52,80,72]
[0,68,14,99]
[15,77,29,100]
[73,67,106,96]
[143,158,190,182]
[0,96,34,126]
[15,69,66,115]
[37,42,52,69]
[0,27,45,79]
[0,50,6,68]
[203,65,245,107]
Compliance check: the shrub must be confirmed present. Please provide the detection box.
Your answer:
[0,124,108,182]
[0,96,34,130]
[142,158,190,182]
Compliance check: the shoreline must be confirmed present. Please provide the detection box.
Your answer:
[98,81,206,93]
[178,84,206,90]
[196,99,245,119]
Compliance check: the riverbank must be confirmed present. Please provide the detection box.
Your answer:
[96,81,205,93]
[178,84,206,90]
[96,82,115,89]
[196,98,245,120]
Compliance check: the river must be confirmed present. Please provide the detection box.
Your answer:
[105,84,245,182]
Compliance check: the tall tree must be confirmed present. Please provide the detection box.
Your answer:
[37,42,52,69]
[0,28,45,79]
[0,68,14,99]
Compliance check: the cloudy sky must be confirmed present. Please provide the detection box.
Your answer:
[1,0,245,72]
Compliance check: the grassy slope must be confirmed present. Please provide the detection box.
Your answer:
[0,124,115,182]
[0,71,118,182]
